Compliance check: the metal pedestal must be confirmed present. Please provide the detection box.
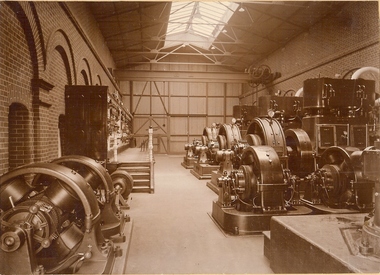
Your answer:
[211,200,313,235]
[181,156,197,169]
[190,163,219,179]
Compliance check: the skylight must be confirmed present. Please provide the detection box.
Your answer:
[164,2,239,50]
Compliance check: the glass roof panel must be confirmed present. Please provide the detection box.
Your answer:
[164,1,238,50]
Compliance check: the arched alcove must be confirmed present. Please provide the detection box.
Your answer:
[8,103,32,170]
[96,74,102,85]
[81,69,90,85]
[77,58,92,85]
[55,45,73,85]
[45,29,76,85]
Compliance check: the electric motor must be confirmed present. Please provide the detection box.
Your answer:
[217,145,287,213]
[303,146,374,210]
[0,163,118,274]
[217,123,242,150]
[50,155,130,240]
[285,128,314,177]
[184,139,201,158]
[246,117,289,171]
[202,123,220,144]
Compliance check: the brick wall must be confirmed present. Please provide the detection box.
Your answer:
[0,1,378,173]
[0,3,34,173]
[240,1,379,105]
[0,2,119,175]
[8,103,32,169]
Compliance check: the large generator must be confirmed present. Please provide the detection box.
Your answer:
[0,159,132,274]
[210,77,378,234]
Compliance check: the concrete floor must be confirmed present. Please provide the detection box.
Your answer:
[119,150,273,274]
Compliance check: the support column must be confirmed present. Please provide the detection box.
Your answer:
[32,78,54,163]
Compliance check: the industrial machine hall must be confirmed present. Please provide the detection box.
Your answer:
[1,1,380,274]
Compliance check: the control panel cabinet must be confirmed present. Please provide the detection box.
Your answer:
[65,85,108,161]
[303,78,376,116]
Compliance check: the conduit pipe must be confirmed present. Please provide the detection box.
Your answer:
[351,66,380,105]
[295,87,303,97]
[351,66,379,79]
[294,67,379,99]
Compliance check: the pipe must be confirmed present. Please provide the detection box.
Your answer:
[295,87,303,97]
[351,66,379,79]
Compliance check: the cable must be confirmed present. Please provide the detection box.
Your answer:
[283,89,296,96]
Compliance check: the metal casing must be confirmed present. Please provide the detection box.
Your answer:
[303,78,375,113]
[65,85,108,161]
[258,95,303,117]
[350,125,368,149]
[362,148,380,182]
[246,117,287,158]
[317,124,349,149]
[233,105,259,122]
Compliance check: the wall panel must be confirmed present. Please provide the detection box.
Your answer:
[170,82,188,96]
[208,117,224,126]
[225,116,234,125]
[152,81,168,96]
[119,81,130,94]
[189,117,207,135]
[133,117,150,133]
[226,98,240,116]
[189,82,206,96]
[170,97,188,114]
[150,117,167,135]
[188,135,202,142]
[208,97,224,116]
[208,82,224,96]
[133,96,150,114]
[124,78,242,153]
[189,97,206,114]
[133,81,148,95]
[170,117,188,135]
[169,136,188,154]
[152,96,168,114]
[156,135,168,153]
[226,83,242,96]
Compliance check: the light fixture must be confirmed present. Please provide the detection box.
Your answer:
[239,4,245,12]
[222,29,227,33]
[211,45,215,50]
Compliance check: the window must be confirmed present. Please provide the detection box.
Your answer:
[165,2,238,50]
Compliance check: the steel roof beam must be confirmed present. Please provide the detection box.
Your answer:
[115,69,251,83]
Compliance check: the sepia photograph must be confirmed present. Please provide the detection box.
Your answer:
[0,0,379,274]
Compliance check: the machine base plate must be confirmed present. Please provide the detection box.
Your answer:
[211,200,313,235]
[301,199,362,214]
[181,157,196,169]
[190,163,219,179]
[110,217,134,274]
[206,171,221,194]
